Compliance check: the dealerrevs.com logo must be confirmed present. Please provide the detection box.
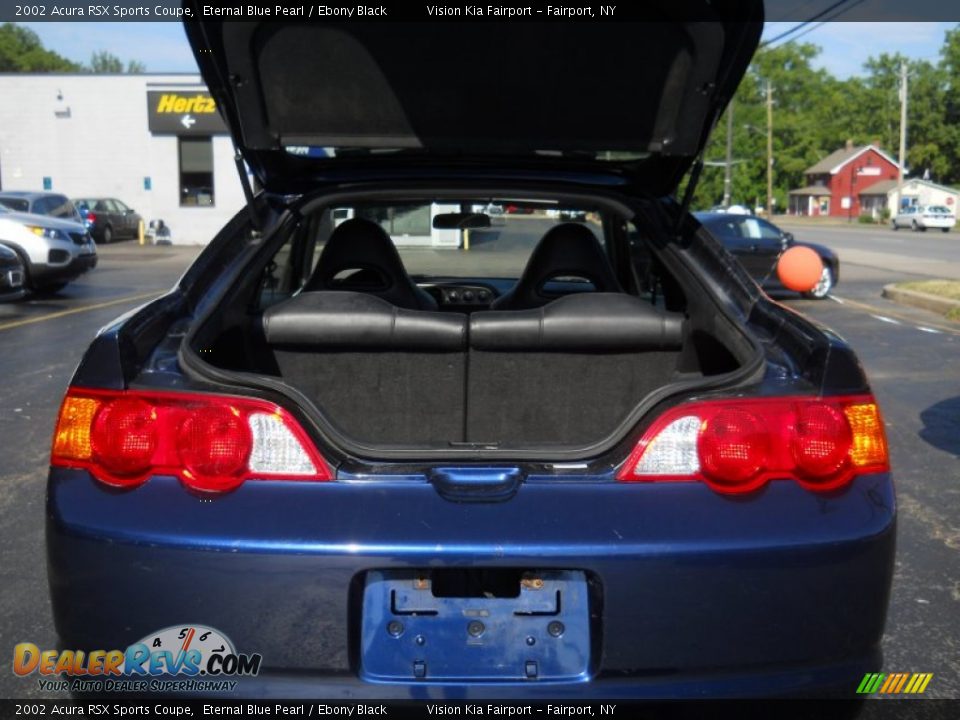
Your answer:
[13,625,261,693]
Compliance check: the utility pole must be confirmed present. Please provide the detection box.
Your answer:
[723,100,734,207]
[896,61,909,212]
[766,79,774,217]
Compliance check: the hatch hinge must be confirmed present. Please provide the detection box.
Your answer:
[675,154,704,235]
[234,149,262,232]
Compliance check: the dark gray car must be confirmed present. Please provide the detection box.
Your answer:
[73,198,143,243]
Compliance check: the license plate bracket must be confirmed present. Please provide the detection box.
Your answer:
[360,569,591,682]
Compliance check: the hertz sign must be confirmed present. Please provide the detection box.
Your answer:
[147,91,227,135]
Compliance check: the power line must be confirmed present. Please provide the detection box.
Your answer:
[767,0,870,48]
[759,0,857,48]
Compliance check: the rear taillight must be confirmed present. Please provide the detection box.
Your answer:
[617,396,888,494]
[51,389,332,492]
[85,212,97,224]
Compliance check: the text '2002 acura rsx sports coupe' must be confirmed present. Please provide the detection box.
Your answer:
[46,2,894,699]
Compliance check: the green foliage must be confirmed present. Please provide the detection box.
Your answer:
[691,25,960,211]
[0,24,146,74]
[89,50,123,73]
[858,213,875,224]
[89,52,145,74]
[0,23,80,71]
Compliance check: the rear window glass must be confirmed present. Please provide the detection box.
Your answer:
[0,198,29,212]
[310,202,604,279]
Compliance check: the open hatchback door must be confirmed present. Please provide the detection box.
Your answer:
[183,1,763,194]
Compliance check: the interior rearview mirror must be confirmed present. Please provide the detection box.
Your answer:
[433,212,491,230]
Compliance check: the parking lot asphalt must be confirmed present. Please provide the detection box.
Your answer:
[0,232,958,699]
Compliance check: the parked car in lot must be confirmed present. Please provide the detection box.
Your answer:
[72,197,143,243]
[47,7,894,699]
[892,204,956,232]
[0,242,26,302]
[0,204,96,292]
[695,212,839,298]
[0,191,85,224]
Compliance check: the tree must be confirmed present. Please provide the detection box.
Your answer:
[0,23,80,72]
[685,27,960,211]
[89,51,123,73]
[937,26,960,184]
[89,51,146,74]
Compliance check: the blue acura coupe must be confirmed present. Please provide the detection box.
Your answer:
[46,0,894,700]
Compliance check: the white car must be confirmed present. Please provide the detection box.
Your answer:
[892,205,956,232]
[0,204,97,292]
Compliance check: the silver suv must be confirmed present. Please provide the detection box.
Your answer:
[0,196,97,292]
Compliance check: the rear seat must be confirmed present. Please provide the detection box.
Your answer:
[262,290,684,448]
[467,293,685,446]
[263,291,467,445]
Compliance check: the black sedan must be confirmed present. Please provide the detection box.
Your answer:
[73,198,143,244]
[695,212,839,299]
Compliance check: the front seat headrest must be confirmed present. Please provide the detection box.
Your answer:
[492,222,623,310]
[304,217,437,310]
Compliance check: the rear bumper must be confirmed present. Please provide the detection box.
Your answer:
[46,470,895,699]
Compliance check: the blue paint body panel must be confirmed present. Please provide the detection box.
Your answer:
[47,467,895,698]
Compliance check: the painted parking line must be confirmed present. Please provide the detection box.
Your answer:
[0,291,161,332]
[827,294,960,337]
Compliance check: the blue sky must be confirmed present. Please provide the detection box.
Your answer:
[19,21,958,77]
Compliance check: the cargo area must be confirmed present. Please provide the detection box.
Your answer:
[186,195,754,453]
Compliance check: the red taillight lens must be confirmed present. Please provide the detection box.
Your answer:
[51,389,332,492]
[177,406,251,491]
[86,212,97,224]
[617,395,888,494]
[699,408,768,491]
[91,397,157,482]
[792,403,851,481]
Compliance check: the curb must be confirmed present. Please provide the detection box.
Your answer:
[882,283,960,316]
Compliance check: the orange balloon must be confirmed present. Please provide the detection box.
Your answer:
[777,246,823,292]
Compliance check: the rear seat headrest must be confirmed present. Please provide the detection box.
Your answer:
[492,222,623,310]
[263,291,466,351]
[470,293,684,352]
[304,218,438,311]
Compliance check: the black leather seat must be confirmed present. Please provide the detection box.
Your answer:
[263,291,466,445]
[466,293,684,445]
[491,222,623,310]
[304,218,437,310]
[471,293,684,352]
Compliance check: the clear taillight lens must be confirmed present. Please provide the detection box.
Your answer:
[52,388,332,492]
[617,396,888,494]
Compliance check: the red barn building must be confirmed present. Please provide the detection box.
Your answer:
[788,142,901,218]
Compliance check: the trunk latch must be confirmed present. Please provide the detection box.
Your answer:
[429,467,522,503]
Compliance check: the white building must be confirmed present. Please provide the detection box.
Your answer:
[890,178,960,214]
[0,74,245,245]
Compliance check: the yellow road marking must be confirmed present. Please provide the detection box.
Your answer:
[0,291,161,332]
[830,294,960,336]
